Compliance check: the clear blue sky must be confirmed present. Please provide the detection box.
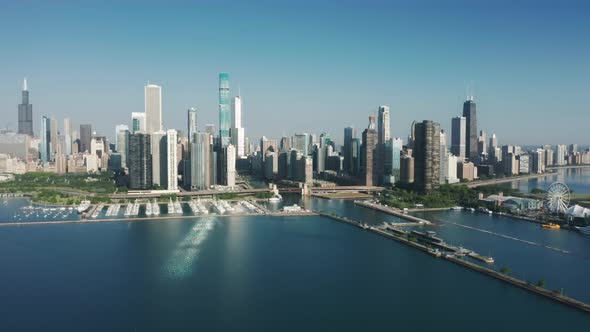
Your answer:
[0,0,588,146]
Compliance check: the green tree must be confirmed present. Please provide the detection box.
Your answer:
[500,267,511,275]
[536,280,546,288]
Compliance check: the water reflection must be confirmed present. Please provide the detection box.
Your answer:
[162,218,215,279]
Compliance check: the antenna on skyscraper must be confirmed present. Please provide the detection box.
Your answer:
[23,77,28,91]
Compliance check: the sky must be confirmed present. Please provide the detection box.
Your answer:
[0,0,589,146]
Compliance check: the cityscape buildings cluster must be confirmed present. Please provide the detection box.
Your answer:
[0,76,589,192]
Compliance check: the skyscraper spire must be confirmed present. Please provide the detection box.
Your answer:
[23,77,27,91]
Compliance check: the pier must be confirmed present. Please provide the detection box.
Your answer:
[354,200,432,224]
[317,211,590,315]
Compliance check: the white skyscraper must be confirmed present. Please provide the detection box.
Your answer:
[115,124,129,150]
[187,108,198,140]
[451,116,466,159]
[166,129,178,191]
[231,96,245,157]
[131,112,146,134]
[145,84,162,134]
[64,117,72,155]
[226,144,236,188]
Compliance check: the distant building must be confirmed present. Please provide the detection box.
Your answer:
[79,124,92,154]
[413,120,441,191]
[361,115,378,186]
[131,112,146,134]
[517,154,529,174]
[400,154,414,184]
[343,126,355,174]
[187,108,198,140]
[532,149,545,174]
[145,84,162,134]
[166,130,178,191]
[18,78,33,136]
[462,97,478,160]
[451,116,466,159]
[128,133,152,190]
[230,96,245,157]
[219,73,231,147]
[457,161,475,181]
[503,153,519,175]
[225,144,236,187]
[190,132,211,190]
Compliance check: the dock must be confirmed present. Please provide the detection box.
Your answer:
[354,200,432,224]
[317,211,590,315]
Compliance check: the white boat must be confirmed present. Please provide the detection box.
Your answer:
[152,200,160,216]
[450,206,463,211]
[145,202,153,216]
[77,200,91,214]
[268,194,282,203]
[576,225,590,235]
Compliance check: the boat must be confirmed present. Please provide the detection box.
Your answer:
[467,207,475,212]
[77,200,91,214]
[541,223,560,229]
[268,194,282,203]
[152,199,160,216]
[145,202,153,216]
[478,207,492,214]
[450,206,463,211]
[575,225,590,235]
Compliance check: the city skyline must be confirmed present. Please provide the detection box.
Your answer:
[0,1,588,145]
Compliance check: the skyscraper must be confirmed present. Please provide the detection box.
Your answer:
[187,108,198,141]
[50,118,58,161]
[218,73,231,147]
[128,133,152,190]
[63,117,72,155]
[377,106,390,145]
[225,144,236,187]
[116,129,129,169]
[40,116,51,162]
[361,115,378,186]
[451,116,466,159]
[231,95,245,157]
[166,129,178,191]
[150,131,166,188]
[131,112,146,134]
[145,84,162,134]
[343,126,356,174]
[293,133,309,156]
[79,124,92,154]
[413,120,441,192]
[190,132,211,191]
[462,97,478,160]
[18,78,33,136]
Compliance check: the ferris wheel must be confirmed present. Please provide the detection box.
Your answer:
[545,182,570,214]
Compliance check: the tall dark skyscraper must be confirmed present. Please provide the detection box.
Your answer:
[413,120,441,192]
[462,97,477,160]
[361,115,378,186]
[343,126,356,173]
[128,133,152,190]
[79,124,92,153]
[18,78,33,136]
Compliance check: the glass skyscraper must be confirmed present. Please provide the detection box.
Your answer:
[218,73,231,147]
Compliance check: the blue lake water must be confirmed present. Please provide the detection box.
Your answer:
[1,201,590,330]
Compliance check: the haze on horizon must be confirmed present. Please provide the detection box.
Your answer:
[0,0,588,146]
